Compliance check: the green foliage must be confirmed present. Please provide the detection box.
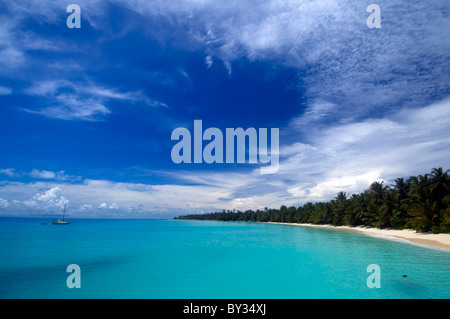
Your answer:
[175,168,450,234]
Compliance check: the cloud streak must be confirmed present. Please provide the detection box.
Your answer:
[0,85,12,95]
[21,80,167,121]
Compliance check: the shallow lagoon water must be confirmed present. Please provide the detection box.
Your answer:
[0,218,449,298]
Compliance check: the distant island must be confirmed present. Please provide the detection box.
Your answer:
[175,168,450,234]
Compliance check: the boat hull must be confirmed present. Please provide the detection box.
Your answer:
[52,220,70,225]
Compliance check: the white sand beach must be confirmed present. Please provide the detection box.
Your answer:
[267,222,450,251]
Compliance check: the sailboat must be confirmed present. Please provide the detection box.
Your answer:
[52,203,70,225]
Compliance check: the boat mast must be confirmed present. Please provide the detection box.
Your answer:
[62,203,67,221]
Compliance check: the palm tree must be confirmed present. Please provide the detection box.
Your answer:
[332,192,348,225]
[351,192,372,226]
[429,167,449,200]
[394,177,409,202]
[408,174,430,203]
[407,171,446,232]
[409,199,435,232]
[377,190,395,228]
[369,181,387,204]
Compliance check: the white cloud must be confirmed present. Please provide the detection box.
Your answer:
[223,60,232,76]
[81,86,149,104]
[22,80,167,120]
[288,99,339,132]
[98,202,120,209]
[1,168,81,181]
[205,55,213,69]
[28,169,80,181]
[0,85,12,95]
[287,172,384,203]
[109,203,119,209]
[30,169,56,179]
[0,168,17,177]
[0,198,9,208]
[33,187,62,202]
[27,97,111,122]
[22,186,69,211]
[278,98,450,203]
[98,202,108,209]
[0,1,72,71]
[0,48,24,68]
[23,80,67,96]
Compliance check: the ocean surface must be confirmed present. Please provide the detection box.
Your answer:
[0,217,449,299]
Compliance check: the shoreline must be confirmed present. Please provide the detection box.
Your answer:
[266,222,450,252]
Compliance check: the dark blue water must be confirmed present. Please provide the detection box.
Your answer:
[0,217,449,298]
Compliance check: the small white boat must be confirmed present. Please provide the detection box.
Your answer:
[53,204,70,225]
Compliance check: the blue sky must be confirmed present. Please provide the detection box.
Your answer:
[0,0,449,218]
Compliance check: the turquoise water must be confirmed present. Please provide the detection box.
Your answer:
[0,217,449,299]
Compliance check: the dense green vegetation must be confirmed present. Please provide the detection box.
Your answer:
[175,168,450,233]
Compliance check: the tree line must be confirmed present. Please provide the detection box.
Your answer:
[175,168,450,233]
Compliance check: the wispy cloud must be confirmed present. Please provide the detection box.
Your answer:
[30,169,56,179]
[0,85,12,95]
[1,168,81,182]
[0,17,25,69]
[0,1,74,70]
[29,169,80,181]
[22,80,167,121]
[205,55,213,69]
[23,95,111,121]
[0,198,9,208]
[0,168,17,177]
